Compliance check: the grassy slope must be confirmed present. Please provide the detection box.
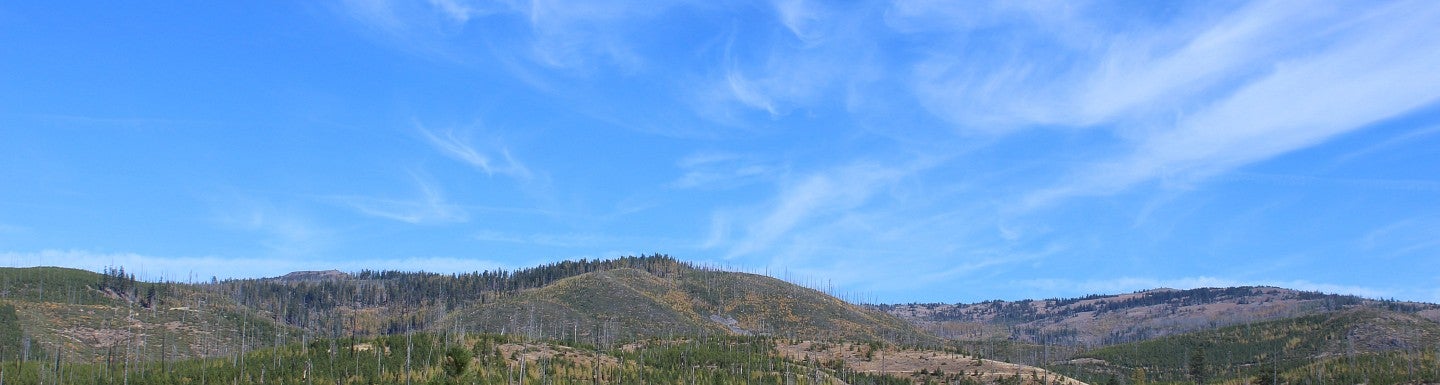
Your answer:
[0,267,299,363]
[448,267,939,346]
[447,268,725,341]
[678,268,935,345]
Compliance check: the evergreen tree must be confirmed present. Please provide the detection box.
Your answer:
[1190,348,1208,384]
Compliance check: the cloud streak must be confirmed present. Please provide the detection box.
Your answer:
[1020,1,1440,208]
[332,172,468,224]
[418,124,533,180]
[213,198,335,258]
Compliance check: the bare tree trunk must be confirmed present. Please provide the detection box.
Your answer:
[405,330,413,385]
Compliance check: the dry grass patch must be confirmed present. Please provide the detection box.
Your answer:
[776,341,1089,385]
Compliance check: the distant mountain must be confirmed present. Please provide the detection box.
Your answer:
[879,286,1440,346]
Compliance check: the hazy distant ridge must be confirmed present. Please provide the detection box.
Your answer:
[880,286,1440,347]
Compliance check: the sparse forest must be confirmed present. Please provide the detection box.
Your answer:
[2,256,1438,384]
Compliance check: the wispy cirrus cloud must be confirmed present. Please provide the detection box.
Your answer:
[215,200,335,258]
[331,172,468,224]
[337,0,676,71]
[519,0,672,71]
[706,160,918,259]
[321,0,1440,304]
[1008,1,1440,208]
[707,1,884,120]
[418,124,533,180]
[669,152,777,190]
[1360,218,1440,258]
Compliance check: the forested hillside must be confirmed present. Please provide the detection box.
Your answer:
[0,255,1093,384]
[0,266,297,364]
[2,331,1090,385]
[212,255,692,336]
[208,254,933,346]
[881,286,1440,346]
[1050,308,1440,384]
[0,255,934,368]
[7,255,1440,384]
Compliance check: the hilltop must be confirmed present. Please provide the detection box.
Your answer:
[445,266,930,345]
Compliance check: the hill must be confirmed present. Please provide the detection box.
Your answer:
[879,286,1440,346]
[0,266,298,364]
[0,255,937,366]
[447,266,933,345]
[1051,308,1440,384]
[3,332,1086,385]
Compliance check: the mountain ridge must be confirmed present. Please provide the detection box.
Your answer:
[0,255,938,364]
[879,286,1440,347]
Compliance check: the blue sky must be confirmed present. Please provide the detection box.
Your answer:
[2,1,1438,304]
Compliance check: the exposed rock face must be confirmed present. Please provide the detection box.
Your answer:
[273,269,350,282]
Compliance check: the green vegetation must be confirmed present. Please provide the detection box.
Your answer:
[0,333,917,384]
[1050,308,1440,384]
[4,257,1438,384]
[0,266,300,364]
[0,302,22,361]
[0,255,933,368]
[882,286,1438,347]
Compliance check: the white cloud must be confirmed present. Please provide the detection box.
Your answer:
[1360,218,1440,257]
[1021,1,1440,208]
[698,2,888,120]
[333,172,468,224]
[774,0,825,44]
[212,200,335,258]
[710,161,913,259]
[418,124,533,180]
[1335,124,1440,164]
[520,0,662,71]
[425,0,500,23]
[669,152,776,189]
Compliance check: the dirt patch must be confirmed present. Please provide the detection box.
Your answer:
[776,341,1088,385]
[497,343,620,368]
[56,326,136,349]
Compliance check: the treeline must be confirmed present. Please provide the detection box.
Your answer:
[95,266,175,309]
[0,332,915,385]
[208,254,692,335]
